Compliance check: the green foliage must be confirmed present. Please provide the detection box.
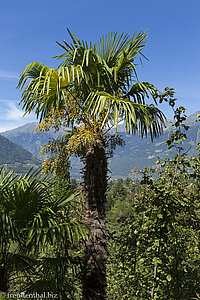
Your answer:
[107,157,200,299]
[0,134,41,174]
[0,167,87,298]
[106,98,200,299]
[106,177,138,213]
[1,89,200,299]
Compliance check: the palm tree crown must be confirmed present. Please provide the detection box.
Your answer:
[18,29,165,143]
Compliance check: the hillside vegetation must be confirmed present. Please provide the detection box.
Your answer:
[0,134,41,174]
[1,106,200,299]
[1,112,200,178]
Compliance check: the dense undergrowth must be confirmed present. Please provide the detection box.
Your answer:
[1,105,200,299]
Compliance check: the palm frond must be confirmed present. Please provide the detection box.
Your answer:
[7,253,37,276]
[95,32,131,64]
[18,62,84,121]
[18,29,166,141]
[85,88,166,138]
[0,166,18,191]
[24,255,80,299]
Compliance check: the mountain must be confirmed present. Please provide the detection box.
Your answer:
[0,134,41,174]
[1,122,59,157]
[1,112,200,179]
[110,122,200,178]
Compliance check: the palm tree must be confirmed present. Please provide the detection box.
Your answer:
[0,167,85,295]
[18,29,166,299]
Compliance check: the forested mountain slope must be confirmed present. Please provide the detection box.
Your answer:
[1,112,200,178]
[0,134,41,174]
[1,122,59,157]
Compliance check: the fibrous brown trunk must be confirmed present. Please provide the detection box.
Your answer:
[82,137,108,300]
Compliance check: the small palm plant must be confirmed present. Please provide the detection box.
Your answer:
[0,167,86,297]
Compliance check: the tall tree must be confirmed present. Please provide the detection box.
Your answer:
[18,29,165,299]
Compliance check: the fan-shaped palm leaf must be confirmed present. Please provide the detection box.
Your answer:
[18,30,165,136]
[0,168,86,293]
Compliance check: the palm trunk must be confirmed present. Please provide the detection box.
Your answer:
[82,137,108,300]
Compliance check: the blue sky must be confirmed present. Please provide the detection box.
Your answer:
[0,0,199,132]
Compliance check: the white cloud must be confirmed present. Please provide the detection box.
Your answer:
[0,70,19,79]
[0,99,19,103]
[0,124,18,133]
[0,102,35,122]
[5,103,23,120]
[0,102,37,132]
